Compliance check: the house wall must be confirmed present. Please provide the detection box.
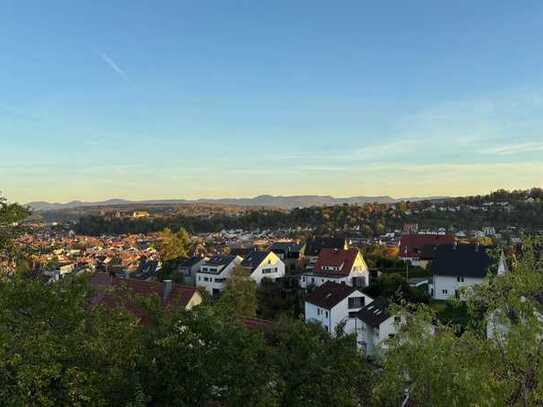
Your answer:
[196,257,242,295]
[432,275,483,300]
[305,291,373,336]
[185,292,203,310]
[250,252,285,286]
[299,252,369,289]
[355,315,398,358]
[305,302,333,333]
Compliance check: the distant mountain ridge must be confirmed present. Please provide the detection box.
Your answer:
[28,194,448,211]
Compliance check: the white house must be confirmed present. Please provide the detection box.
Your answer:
[299,248,369,289]
[240,251,285,286]
[304,281,373,336]
[429,244,492,301]
[353,297,401,358]
[176,256,207,286]
[196,255,242,296]
[303,238,348,271]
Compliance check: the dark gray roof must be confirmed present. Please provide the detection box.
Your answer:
[241,251,270,270]
[355,297,391,328]
[304,238,346,257]
[202,255,237,267]
[306,282,357,309]
[431,244,492,279]
[177,256,204,268]
[270,242,304,253]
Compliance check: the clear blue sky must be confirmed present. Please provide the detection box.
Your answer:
[2,0,543,203]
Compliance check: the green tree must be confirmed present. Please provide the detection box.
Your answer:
[217,266,257,318]
[141,306,278,406]
[267,317,369,407]
[0,195,31,272]
[158,228,192,262]
[375,238,543,407]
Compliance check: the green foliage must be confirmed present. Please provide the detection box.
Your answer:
[256,278,304,320]
[0,196,31,268]
[158,228,191,262]
[363,273,430,304]
[217,266,257,318]
[0,272,372,406]
[376,238,543,406]
[266,317,369,407]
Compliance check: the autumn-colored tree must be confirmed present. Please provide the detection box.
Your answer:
[158,228,192,262]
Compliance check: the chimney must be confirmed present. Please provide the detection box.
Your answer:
[163,280,173,302]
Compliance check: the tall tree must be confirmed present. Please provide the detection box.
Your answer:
[0,195,31,273]
[375,238,543,407]
[158,228,192,262]
[217,266,257,318]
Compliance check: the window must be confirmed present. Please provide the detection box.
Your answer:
[394,316,401,323]
[348,297,364,309]
[204,277,209,282]
[302,277,306,282]
[457,275,464,282]
[442,289,448,294]
[262,267,277,274]
[317,309,321,316]
[325,311,329,318]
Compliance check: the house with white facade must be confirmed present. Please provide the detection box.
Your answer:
[240,251,285,286]
[304,281,373,336]
[303,238,348,271]
[176,256,207,286]
[429,244,492,301]
[299,248,369,289]
[353,297,401,358]
[399,234,456,268]
[196,255,242,296]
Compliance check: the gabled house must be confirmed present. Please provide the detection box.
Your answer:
[303,238,349,271]
[399,234,456,268]
[197,255,242,296]
[240,251,285,286]
[429,244,492,300]
[89,273,203,324]
[269,242,305,273]
[304,281,373,335]
[353,297,400,358]
[175,256,207,285]
[300,248,369,289]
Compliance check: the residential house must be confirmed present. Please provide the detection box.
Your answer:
[429,244,492,300]
[197,255,242,296]
[89,273,203,324]
[300,248,369,289]
[399,234,456,268]
[269,241,305,273]
[304,281,373,335]
[353,297,401,358]
[240,251,285,286]
[303,238,349,271]
[176,256,207,285]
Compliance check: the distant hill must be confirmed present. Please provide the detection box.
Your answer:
[27,194,448,212]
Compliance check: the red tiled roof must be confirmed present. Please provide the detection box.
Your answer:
[399,234,455,259]
[313,248,359,277]
[89,273,200,323]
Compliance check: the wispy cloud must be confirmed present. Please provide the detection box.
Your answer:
[480,142,543,156]
[99,52,128,80]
